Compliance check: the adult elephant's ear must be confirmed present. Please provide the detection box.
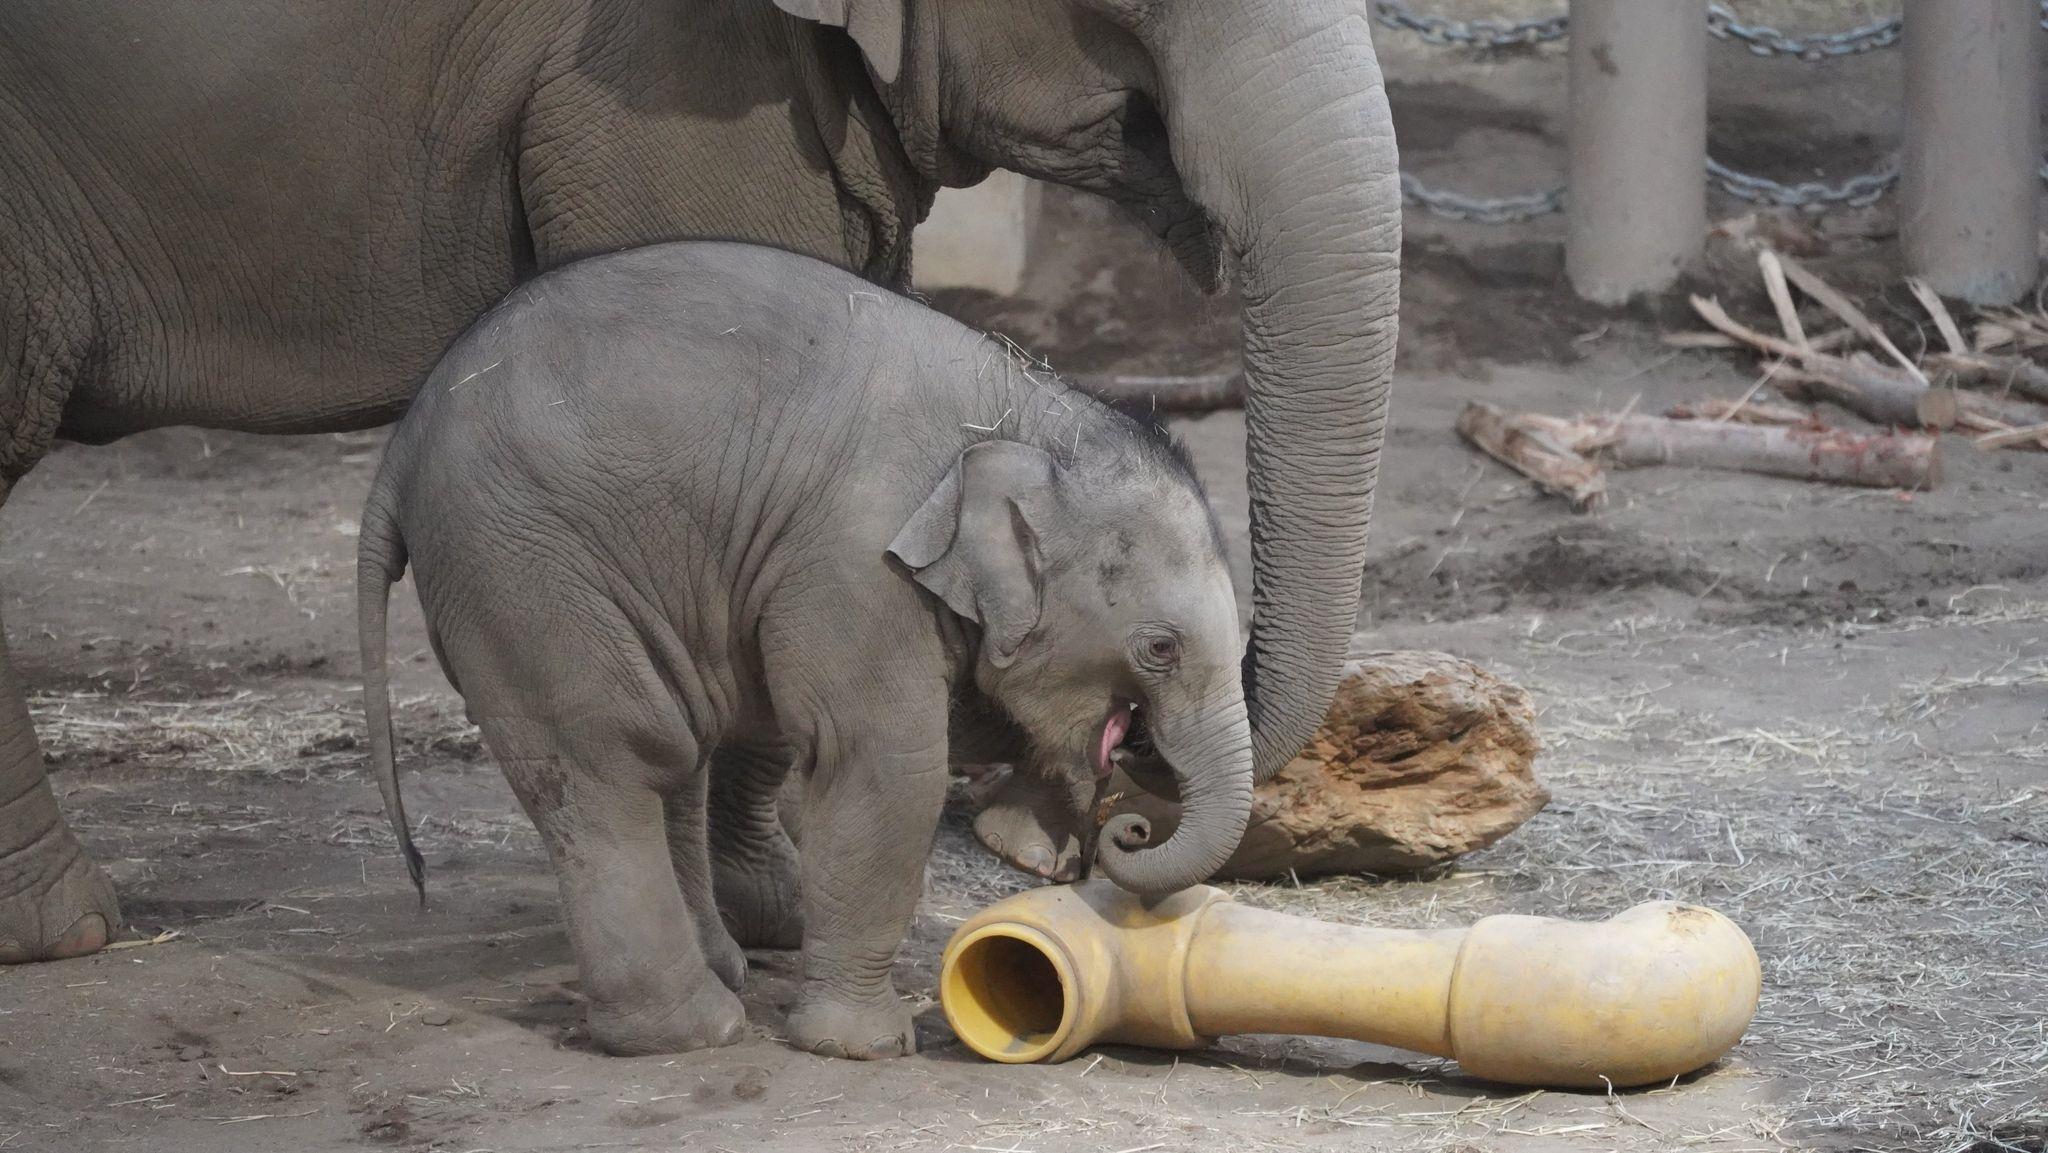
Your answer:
[772,0,905,84]
[888,441,1054,668]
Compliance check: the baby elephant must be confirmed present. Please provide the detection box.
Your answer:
[357,242,1251,1059]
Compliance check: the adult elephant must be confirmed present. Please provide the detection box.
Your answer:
[0,0,1398,963]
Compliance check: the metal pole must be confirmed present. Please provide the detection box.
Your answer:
[1902,1,2040,306]
[1566,0,1707,304]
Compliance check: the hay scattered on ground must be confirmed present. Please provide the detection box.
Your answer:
[29,689,477,776]
[34,593,2044,1152]
[923,596,2046,1152]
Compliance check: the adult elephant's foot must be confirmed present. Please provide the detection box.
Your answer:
[970,770,1089,882]
[787,989,915,1060]
[588,976,747,1057]
[0,607,120,964]
[0,808,121,964]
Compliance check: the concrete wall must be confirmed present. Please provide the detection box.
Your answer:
[911,171,1038,295]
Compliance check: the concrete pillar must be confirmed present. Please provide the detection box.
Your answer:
[912,170,1039,295]
[1902,1,2041,306]
[1566,0,1707,304]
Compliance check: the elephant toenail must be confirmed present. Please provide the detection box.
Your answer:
[0,939,30,965]
[1018,846,1055,875]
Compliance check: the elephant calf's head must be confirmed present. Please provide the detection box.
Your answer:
[889,432,1253,897]
[778,0,1401,796]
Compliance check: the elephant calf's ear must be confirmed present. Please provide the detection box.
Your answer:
[888,441,1056,667]
[771,0,904,84]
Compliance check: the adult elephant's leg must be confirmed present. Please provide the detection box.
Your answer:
[0,560,120,963]
[705,744,804,950]
[662,766,750,991]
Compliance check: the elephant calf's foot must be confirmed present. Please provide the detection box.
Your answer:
[588,977,747,1057]
[787,989,915,1060]
[703,922,750,993]
[972,771,1087,882]
[0,828,121,964]
[716,859,804,951]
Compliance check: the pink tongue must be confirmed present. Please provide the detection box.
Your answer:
[1096,708,1131,779]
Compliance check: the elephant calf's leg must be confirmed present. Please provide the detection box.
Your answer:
[706,745,803,950]
[490,721,745,1056]
[787,737,948,1060]
[0,615,119,964]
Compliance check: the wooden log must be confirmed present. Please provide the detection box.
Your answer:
[1773,357,1960,430]
[1665,398,1817,426]
[1455,401,1607,511]
[1596,415,1940,490]
[1664,327,1854,354]
[1924,352,2048,406]
[1076,370,1245,413]
[1690,297,1959,429]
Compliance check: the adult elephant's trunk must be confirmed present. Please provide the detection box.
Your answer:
[1096,683,1253,897]
[1142,2,1401,781]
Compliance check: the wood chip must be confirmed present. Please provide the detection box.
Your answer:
[1455,402,1607,511]
[1758,250,1808,350]
[1906,278,1967,355]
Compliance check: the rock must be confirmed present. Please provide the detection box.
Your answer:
[420,1007,454,1027]
[1124,651,1548,881]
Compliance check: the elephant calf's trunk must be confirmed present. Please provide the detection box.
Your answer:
[1094,692,1252,896]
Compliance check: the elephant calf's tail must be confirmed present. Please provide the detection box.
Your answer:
[357,467,425,906]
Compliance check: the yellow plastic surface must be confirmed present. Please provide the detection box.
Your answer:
[939,880,1761,1089]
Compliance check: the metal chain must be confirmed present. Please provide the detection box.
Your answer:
[1375,1,1907,61]
[1401,172,1565,223]
[1386,1,2048,220]
[1705,154,1899,210]
[1370,1,1567,49]
[1380,1,2048,53]
[1403,155,1906,223]
[1704,5,1900,60]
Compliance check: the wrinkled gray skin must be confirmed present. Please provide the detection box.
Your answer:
[0,0,1396,964]
[357,242,1253,1057]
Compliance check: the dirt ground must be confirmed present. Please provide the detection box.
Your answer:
[4,9,2046,1153]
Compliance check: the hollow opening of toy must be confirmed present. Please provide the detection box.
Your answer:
[942,928,1073,1062]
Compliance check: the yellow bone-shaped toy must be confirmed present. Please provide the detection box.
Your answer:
[940,879,1760,1089]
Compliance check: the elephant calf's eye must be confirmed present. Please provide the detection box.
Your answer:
[1137,632,1182,669]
